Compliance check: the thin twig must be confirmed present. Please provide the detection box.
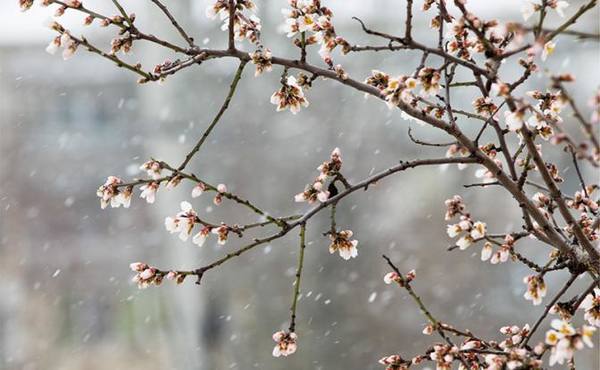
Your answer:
[289,224,306,333]
[150,0,196,47]
[177,60,247,171]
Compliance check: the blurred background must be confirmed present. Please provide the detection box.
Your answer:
[1,1,598,369]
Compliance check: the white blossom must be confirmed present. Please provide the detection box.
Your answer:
[164,201,197,241]
[523,274,547,305]
[272,331,297,357]
[541,41,556,62]
[329,230,358,260]
[139,182,159,204]
[579,288,600,327]
[271,76,309,114]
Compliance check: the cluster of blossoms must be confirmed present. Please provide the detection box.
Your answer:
[153,59,180,76]
[129,262,160,289]
[110,33,133,55]
[165,201,229,247]
[472,97,498,118]
[271,331,298,357]
[557,185,598,241]
[445,196,487,250]
[498,69,566,134]
[481,234,515,264]
[479,327,543,369]
[328,230,358,260]
[417,341,481,369]
[383,269,416,287]
[206,0,261,44]
[382,75,419,109]
[249,48,272,76]
[45,32,78,60]
[376,325,549,370]
[522,0,570,21]
[567,186,599,214]
[140,160,163,179]
[429,344,458,370]
[544,162,564,184]
[521,2,569,63]
[281,0,350,64]
[41,19,79,60]
[524,90,566,139]
[50,0,83,17]
[26,0,600,367]
[484,348,541,370]
[545,319,596,366]
[532,191,552,220]
[474,143,503,182]
[96,176,132,209]
[271,76,309,114]
[165,201,199,241]
[41,3,137,60]
[527,90,565,121]
[523,274,547,306]
[444,195,465,220]
[443,144,470,171]
[445,16,510,61]
[416,68,441,98]
[579,288,600,327]
[364,70,390,93]
[364,68,441,110]
[377,354,410,370]
[129,262,186,288]
[294,147,342,204]
[444,17,476,60]
[504,106,528,132]
[499,324,531,350]
[567,213,599,242]
[99,159,230,208]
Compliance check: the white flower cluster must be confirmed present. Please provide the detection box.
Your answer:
[364,69,433,110]
[502,88,565,136]
[445,196,487,250]
[443,145,471,171]
[383,269,415,286]
[42,17,79,61]
[281,0,349,64]
[522,0,569,21]
[98,158,231,210]
[480,234,515,264]
[205,0,261,44]
[474,143,503,182]
[96,176,132,209]
[129,262,186,288]
[165,201,228,247]
[249,48,272,77]
[378,354,409,370]
[579,288,600,327]
[545,319,595,366]
[294,147,342,204]
[271,76,309,114]
[435,10,512,62]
